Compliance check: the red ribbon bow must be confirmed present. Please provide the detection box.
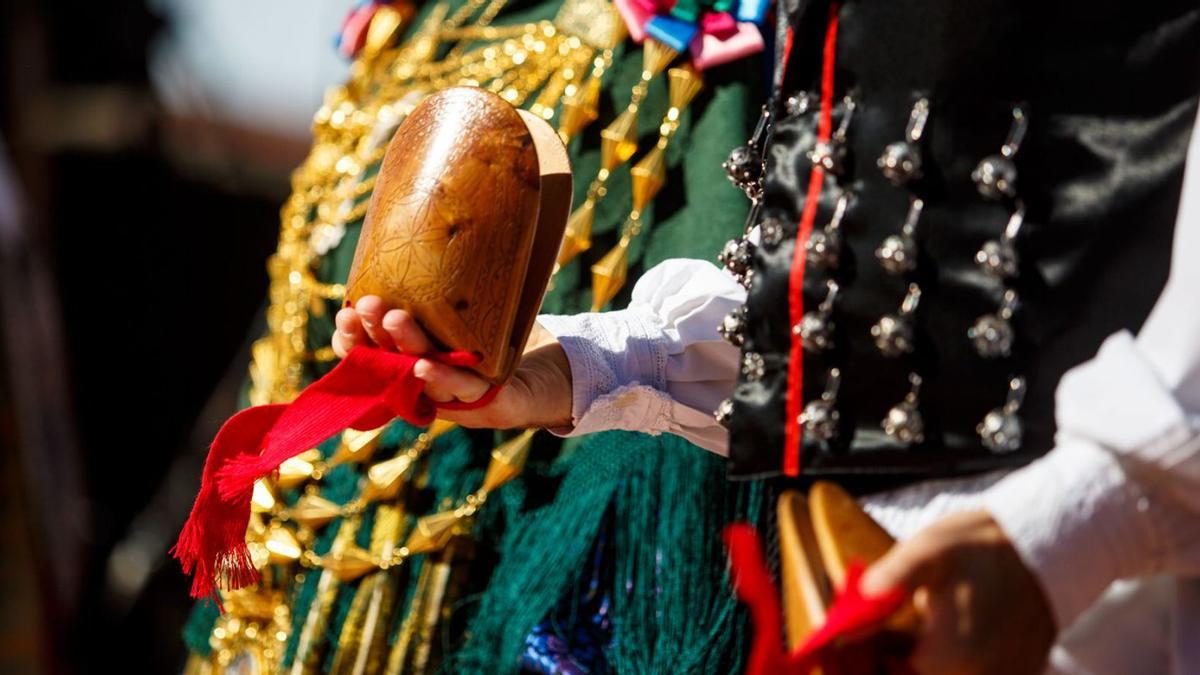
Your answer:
[172,345,498,604]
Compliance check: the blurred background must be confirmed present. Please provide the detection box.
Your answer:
[0,0,358,671]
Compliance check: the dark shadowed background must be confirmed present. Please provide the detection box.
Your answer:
[0,0,354,671]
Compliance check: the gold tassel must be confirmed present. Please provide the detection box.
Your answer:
[385,539,471,675]
[289,517,362,674]
[330,505,408,675]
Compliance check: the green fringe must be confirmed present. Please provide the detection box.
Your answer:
[445,432,764,674]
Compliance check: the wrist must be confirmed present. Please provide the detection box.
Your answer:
[982,440,1162,629]
[516,322,574,429]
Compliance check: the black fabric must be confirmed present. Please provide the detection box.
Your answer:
[728,0,1200,479]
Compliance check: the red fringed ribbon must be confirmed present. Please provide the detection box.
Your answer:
[723,524,906,674]
[172,345,498,603]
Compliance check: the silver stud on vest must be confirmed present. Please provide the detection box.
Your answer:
[785,91,811,118]
[976,202,1025,279]
[875,197,924,275]
[806,192,849,269]
[718,236,756,287]
[808,95,857,175]
[796,280,839,352]
[724,145,762,196]
[871,283,921,357]
[969,288,1018,358]
[799,367,842,441]
[741,351,766,382]
[883,372,925,445]
[972,105,1027,200]
[719,306,747,346]
[978,376,1026,453]
[877,97,930,186]
[760,215,785,248]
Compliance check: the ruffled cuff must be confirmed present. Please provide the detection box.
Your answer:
[537,306,667,436]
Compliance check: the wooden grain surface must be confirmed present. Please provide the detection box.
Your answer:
[345,86,544,383]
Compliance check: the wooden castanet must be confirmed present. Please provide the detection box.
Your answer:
[779,482,920,673]
[778,490,833,650]
[345,87,571,384]
[808,481,895,590]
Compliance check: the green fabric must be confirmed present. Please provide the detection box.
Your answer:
[671,0,702,23]
[184,0,768,670]
[182,596,221,656]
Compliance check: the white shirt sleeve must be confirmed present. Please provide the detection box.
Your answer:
[983,105,1200,630]
[536,258,744,455]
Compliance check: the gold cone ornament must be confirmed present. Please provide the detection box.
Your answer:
[276,449,323,489]
[642,38,679,80]
[631,145,667,212]
[556,200,595,267]
[590,236,631,311]
[321,545,380,582]
[558,76,602,143]
[289,493,343,530]
[251,480,278,514]
[330,426,387,466]
[601,108,641,169]
[404,511,462,554]
[263,524,304,565]
[362,453,418,503]
[481,429,536,493]
[667,63,704,112]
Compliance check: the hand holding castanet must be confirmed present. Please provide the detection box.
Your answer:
[174,87,572,603]
[344,86,571,384]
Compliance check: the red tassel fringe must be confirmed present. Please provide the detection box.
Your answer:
[172,346,496,604]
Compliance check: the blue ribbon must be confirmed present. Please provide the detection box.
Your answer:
[646,15,700,53]
[735,0,769,25]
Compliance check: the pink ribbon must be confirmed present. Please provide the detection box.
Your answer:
[614,0,764,70]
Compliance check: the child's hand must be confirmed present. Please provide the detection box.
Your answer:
[331,295,573,429]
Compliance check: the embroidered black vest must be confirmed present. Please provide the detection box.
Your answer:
[722,0,1200,481]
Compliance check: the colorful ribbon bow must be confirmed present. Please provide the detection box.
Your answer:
[615,0,769,70]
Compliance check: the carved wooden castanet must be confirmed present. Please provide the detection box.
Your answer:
[779,482,919,673]
[778,491,832,650]
[345,86,571,384]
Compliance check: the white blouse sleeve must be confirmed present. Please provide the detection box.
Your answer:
[982,105,1200,629]
[536,258,744,456]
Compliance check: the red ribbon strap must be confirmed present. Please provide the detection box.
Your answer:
[172,345,498,603]
[783,2,841,477]
[724,524,906,674]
